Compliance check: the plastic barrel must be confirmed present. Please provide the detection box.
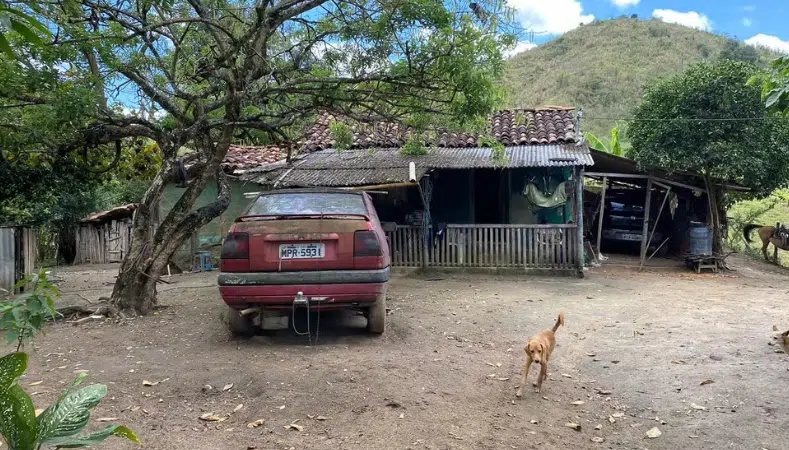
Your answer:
[688,226,713,256]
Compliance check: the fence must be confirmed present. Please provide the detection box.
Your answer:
[386,224,580,270]
[0,227,38,294]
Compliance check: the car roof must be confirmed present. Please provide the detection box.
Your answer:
[258,188,363,195]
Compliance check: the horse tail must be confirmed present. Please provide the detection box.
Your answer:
[743,224,762,243]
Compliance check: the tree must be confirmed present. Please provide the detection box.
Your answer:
[750,56,789,116]
[26,0,515,314]
[718,39,758,65]
[628,60,789,253]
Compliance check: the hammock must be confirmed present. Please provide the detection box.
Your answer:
[523,181,567,208]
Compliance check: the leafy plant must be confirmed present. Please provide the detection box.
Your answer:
[585,126,624,157]
[0,352,140,450]
[0,269,60,351]
[400,135,428,156]
[329,122,353,151]
[749,56,789,117]
[0,1,51,59]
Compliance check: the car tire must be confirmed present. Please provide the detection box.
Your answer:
[366,285,387,335]
[228,307,256,338]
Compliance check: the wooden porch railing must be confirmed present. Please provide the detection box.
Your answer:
[386,224,579,270]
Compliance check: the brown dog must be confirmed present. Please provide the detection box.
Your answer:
[516,312,564,397]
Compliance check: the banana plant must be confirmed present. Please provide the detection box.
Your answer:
[0,353,140,450]
[585,126,625,157]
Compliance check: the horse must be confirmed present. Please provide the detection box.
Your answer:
[743,224,789,263]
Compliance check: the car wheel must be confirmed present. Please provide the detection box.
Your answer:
[228,307,256,338]
[366,285,387,335]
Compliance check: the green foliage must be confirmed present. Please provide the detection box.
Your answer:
[0,353,140,450]
[0,269,60,351]
[750,56,789,117]
[504,18,779,147]
[0,1,51,60]
[628,60,789,197]
[329,122,353,151]
[400,135,428,156]
[727,189,789,265]
[719,39,759,64]
[585,126,625,157]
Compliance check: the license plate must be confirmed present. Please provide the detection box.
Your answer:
[279,243,325,259]
[619,233,641,241]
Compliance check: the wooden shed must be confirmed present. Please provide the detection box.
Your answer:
[73,204,136,264]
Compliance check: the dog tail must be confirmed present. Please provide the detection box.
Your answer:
[552,312,565,332]
[743,224,762,243]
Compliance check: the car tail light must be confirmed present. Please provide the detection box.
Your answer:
[354,230,382,257]
[221,232,249,259]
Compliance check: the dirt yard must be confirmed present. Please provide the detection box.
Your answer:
[6,255,789,450]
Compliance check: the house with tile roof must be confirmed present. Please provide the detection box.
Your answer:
[240,108,591,273]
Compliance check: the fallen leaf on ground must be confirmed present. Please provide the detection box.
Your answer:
[530,420,539,424]
[700,379,714,386]
[561,373,573,378]
[596,388,612,395]
[385,400,402,408]
[496,377,510,381]
[571,400,585,405]
[222,383,233,391]
[670,360,686,365]
[233,404,244,413]
[611,412,624,418]
[316,415,328,421]
[448,432,464,440]
[591,437,604,443]
[285,423,303,432]
[278,405,286,410]
[608,416,616,424]
[565,422,582,431]
[398,413,404,419]
[29,381,43,386]
[594,424,602,430]
[646,427,662,438]
[247,419,265,429]
[486,362,495,367]
[690,403,707,411]
[97,417,118,422]
[142,380,156,387]
[586,352,596,357]
[199,413,226,422]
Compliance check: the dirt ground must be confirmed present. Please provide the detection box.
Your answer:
[6,255,789,450]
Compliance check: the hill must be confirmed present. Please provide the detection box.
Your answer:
[503,18,777,145]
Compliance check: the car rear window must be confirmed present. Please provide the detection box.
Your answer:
[247,192,367,216]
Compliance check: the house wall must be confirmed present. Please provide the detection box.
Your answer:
[510,168,573,225]
[161,179,259,268]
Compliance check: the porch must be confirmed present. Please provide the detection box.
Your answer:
[385,223,580,270]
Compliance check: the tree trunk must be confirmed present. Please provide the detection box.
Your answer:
[109,135,234,315]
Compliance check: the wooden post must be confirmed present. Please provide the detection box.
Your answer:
[640,186,670,271]
[576,167,585,275]
[596,176,607,258]
[639,178,654,268]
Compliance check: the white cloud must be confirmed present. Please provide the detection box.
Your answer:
[745,34,789,54]
[504,41,538,58]
[508,0,594,35]
[741,17,752,27]
[612,0,639,8]
[652,9,712,31]
[743,5,756,12]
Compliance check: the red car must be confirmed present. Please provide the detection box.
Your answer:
[218,189,390,336]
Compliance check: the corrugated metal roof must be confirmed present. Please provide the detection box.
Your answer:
[0,227,15,294]
[250,144,591,187]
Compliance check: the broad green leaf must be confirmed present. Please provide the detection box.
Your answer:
[54,425,141,448]
[765,88,784,108]
[0,353,27,389]
[9,19,43,46]
[36,384,108,444]
[3,8,50,34]
[0,32,14,57]
[584,132,608,153]
[0,384,37,450]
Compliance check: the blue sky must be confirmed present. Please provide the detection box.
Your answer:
[507,0,789,54]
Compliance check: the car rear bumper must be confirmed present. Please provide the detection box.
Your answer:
[218,268,389,310]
